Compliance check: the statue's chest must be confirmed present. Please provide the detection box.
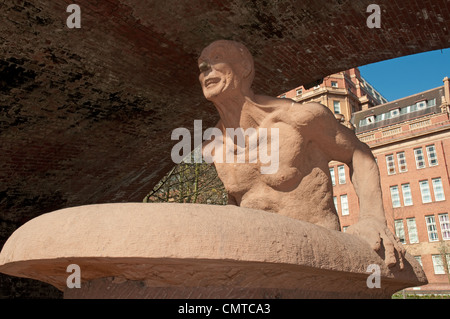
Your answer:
[211,122,307,193]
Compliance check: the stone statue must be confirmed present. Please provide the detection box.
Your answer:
[0,40,427,299]
[198,40,405,269]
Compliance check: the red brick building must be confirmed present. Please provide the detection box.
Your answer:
[348,78,450,291]
[280,67,387,124]
[283,73,450,292]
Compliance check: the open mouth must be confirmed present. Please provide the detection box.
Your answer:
[204,77,221,88]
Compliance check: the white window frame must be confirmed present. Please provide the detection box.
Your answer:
[426,144,438,167]
[432,254,450,275]
[406,218,419,244]
[419,180,432,203]
[397,152,407,173]
[337,165,346,184]
[432,178,445,201]
[331,81,338,88]
[414,148,426,169]
[386,154,396,175]
[333,100,341,114]
[333,196,338,212]
[366,115,375,124]
[416,101,427,110]
[438,213,450,240]
[401,183,413,206]
[329,167,336,186]
[390,186,401,208]
[414,256,423,266]
[390,108,400,118]
[394,220,406,244]
[425,215,439,242]
[340,194,349,216]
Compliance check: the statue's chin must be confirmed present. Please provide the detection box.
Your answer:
[202,90,221,102]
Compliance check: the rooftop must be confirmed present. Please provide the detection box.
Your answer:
[352,86,445,134]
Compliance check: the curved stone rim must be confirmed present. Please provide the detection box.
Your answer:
[0,203,427,291]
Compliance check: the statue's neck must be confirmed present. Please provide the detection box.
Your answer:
[213,92,268,130]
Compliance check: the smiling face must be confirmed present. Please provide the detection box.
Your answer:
[198,40,254,101]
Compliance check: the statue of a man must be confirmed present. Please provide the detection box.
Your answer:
[198,40,405,269]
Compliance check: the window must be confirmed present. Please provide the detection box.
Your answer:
[414,256,423,266]
[401,183,413,206]
[386,154,396,175]
[390,186,401,208]
[333,101,341,114]
[425,215,439,242]
[406,218,419,244]
[313,85,320,90]
[340,195,349,216]
[400,106,410,115]
[375,113,385,122]
[338,165,346,184]
[394,220,406,244]
[331,81,338,88]
[419,180,432,203]
[426,145,438,166]
[329,167,336,186]
[427,98,436,107]
[333,196,338,212]
[416,101,427,110]
[342,226,348,232]
[280,94,286,98]
[432,178,445,201]
[366,115,375,124]
[414,148,426,169]
[397,152,407,172]
[432,254,450,275]
[439,213,450,240]
[390,108,400,118]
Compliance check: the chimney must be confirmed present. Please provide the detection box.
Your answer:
[444,77,450,105]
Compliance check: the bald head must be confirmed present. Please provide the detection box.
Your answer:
[198,40,255,96]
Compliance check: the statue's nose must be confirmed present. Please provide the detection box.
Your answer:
[199,61,211,73]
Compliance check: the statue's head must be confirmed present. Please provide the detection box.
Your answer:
[198,40,255,101]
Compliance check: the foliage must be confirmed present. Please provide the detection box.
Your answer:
[392,291,450,299]
[143,158,227,205]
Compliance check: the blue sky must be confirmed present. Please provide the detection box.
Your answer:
[359,48,450,102]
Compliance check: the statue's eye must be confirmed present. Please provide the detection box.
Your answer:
[199,62,210,73]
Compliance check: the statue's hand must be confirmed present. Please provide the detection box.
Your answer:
[346,217,406,269]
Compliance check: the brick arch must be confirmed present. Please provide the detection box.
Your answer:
[0,0,449,297]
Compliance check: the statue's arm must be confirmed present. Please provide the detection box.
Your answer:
[296,102,383,219]
[296,102,405,268]
[320,114,384,222]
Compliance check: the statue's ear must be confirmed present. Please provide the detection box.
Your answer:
[241,59,253,79]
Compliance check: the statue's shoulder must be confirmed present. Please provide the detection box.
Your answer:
[289,101,329,115]
[254,94,294,108]
[286,101,333,127]
[253,96,333,126]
